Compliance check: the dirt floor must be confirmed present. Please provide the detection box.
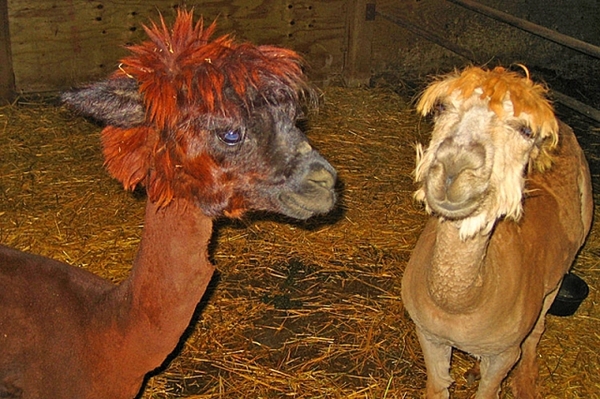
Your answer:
[0,86,598,398]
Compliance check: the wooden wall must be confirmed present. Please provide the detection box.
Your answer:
[4,0,366,96]
[3,0,599,109]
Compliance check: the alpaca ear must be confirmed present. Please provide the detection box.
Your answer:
[61,77,146,128]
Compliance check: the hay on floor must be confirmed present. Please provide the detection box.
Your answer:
[0,87,598,399]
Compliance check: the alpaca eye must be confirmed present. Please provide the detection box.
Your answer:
[218,129,244,145]
[432,101,446,117]
[518,125,534,139]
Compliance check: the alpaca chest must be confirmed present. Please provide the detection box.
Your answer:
[411,304,531,356]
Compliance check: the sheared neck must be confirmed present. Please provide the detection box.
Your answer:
[427,219,490,313]
[101,198,215,377]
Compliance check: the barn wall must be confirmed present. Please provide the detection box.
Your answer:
[5,0,600,107]
[371,0,600,109]
[6,0,350,95]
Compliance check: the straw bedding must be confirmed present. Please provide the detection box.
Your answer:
[0,87,598,398]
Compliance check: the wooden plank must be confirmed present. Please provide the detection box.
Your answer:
[343,0,374,87]
[0,0,14,103]
[271,0,348,86]
[7,0,348,93]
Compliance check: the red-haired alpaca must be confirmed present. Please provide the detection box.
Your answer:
[0,11,336,399]
[402,66,593,398]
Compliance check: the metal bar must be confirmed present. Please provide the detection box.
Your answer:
[377,9,600,122]
[551,90,600,122]
[448,0,600,59]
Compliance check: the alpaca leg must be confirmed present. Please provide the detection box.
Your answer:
[510,290,557,399]
[475,347,520,399]
[417,329,454,399]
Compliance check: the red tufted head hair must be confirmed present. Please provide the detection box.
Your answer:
[98,10,312,212]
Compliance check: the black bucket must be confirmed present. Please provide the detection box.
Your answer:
[547,273,589,317]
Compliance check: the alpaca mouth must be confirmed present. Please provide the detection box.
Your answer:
[276,156,337,220]
[428,197,481,220]
[425,171,488,220]
[278,186,337,219]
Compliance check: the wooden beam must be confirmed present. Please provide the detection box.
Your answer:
[0,0,15,103]
[343,0,375,87]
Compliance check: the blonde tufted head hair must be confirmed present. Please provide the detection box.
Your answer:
[417,66,558,171]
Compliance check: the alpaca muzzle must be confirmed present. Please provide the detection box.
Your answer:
[425,138,489,219]
[278,155,337,220]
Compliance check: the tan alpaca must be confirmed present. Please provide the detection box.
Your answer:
[402,66,593,399]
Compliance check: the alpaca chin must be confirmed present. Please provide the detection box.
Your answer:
[278,188,336,219]
[429,201,495,240]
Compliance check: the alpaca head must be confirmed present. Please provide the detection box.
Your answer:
[414,66,559,239]
[63,11,336,220]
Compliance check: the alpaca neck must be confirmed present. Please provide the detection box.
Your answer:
[103,198,214,377]
[427,219,490,313]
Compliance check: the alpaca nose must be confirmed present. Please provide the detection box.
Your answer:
[437,138,486,179]
[306,163,336,190]
[277,153,337,220]
[425,137,489,214]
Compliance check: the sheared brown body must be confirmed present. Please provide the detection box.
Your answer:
[0,201,213,398]
[0,11,336,399]
[401,66,593,398]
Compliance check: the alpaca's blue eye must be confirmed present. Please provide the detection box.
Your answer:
[218,129,243,145]
[519,125,533,138]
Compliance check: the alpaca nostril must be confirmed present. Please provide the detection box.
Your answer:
[438,142,486,185]
[307,165,336,189]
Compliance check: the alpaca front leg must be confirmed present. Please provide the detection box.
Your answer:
[511,289,558,399]
[475,347,520,399]
[417,329,453,399]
